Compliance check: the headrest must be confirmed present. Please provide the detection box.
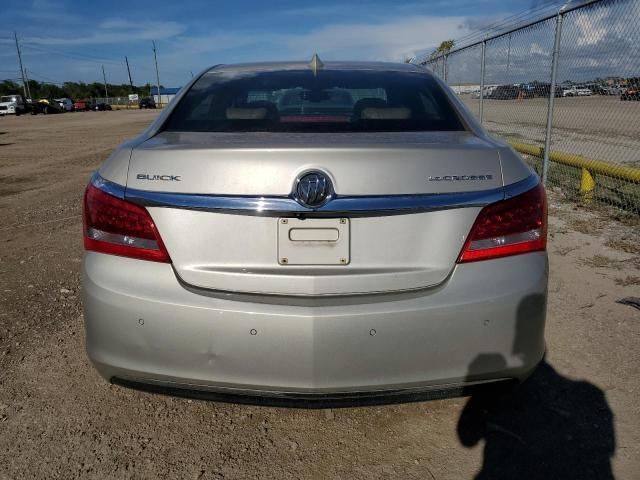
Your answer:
[360,107,411,120]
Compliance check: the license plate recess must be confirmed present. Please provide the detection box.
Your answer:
[277,217,350,265]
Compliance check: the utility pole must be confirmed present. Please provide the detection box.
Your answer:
[125,56,134,109]
[152,41,162,107]
[102,64,109,104]
[23,68,32,100]
[125,56,134,90]
[14,32,28,99]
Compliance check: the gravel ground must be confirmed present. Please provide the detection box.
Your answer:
[0,110,638,479]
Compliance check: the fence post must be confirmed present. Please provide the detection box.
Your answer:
[479,40,486,123]
[542,8,564,185]
[443,54,448,82]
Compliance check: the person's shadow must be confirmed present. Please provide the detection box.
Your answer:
[457,295,615,480]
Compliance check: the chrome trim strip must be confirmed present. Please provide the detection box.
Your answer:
[91,172,540,217]
[503,173,540,198]
[91,171,126,199]
[125,188,503,217]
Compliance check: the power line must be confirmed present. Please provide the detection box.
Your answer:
[452,0,564,46]
[415,0,568,60]
[21,43,122,66]
[21,43,157,78]
[26,70,65,85]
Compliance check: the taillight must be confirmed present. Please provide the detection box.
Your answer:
[458,183,547,263]
[83,184,171,263]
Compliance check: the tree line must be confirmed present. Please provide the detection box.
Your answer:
[0,79,158,100]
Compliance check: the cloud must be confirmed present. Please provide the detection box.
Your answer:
[573,9,608,47]
[23,19,186,46]
[283,16,470,60]
[153,14,471,81]
[279,5,358,17]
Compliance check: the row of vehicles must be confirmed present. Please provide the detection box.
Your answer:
[0,94,114,115]
[469,81,639,100]
[0,94,159,116]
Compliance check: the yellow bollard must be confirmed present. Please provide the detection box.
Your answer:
[580,168,595,204]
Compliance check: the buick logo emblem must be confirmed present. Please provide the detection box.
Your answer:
[294,171,333,208]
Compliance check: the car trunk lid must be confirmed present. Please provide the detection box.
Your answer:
[128,131,503,296]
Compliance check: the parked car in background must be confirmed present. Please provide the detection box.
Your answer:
[489,85,520,99]
[82,59,548,405]
[562,86,592,97]
[470,86,497,99]
[89,101,113,111]
[0,94,28,115]
[620,84,639,101]
[575,87,593,96]
[608,85,626,96]
[74,100,90,111]
[31,99,64,114]
[55,98,74,112]
[138,97,156,109]
[277,87,355,117]
[584,83,599,94]
[530,83,550,97]
[517,84,535,98]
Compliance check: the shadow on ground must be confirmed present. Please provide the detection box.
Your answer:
[458,296,615,479]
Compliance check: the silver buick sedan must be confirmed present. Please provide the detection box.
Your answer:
[82,58,547,405]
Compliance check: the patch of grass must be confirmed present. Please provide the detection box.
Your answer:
[583,254,622,269]
[605,237,640,255]
[569,218,603,235]
[615,275,640,287]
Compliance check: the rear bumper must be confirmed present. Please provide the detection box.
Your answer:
[83,251,547,400]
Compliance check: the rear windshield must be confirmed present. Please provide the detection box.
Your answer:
[162,69,465,133]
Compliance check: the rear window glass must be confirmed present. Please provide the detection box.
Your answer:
[162,69,465,133]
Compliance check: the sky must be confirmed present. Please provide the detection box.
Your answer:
[0,0,565,87]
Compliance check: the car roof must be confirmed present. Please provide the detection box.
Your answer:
[205,61,429,75]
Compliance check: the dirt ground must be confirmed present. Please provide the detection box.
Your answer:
[0,110,638,479]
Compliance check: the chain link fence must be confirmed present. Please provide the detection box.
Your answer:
[92,97,140,108]
[92,96,171,108]
[418,0,640,215]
